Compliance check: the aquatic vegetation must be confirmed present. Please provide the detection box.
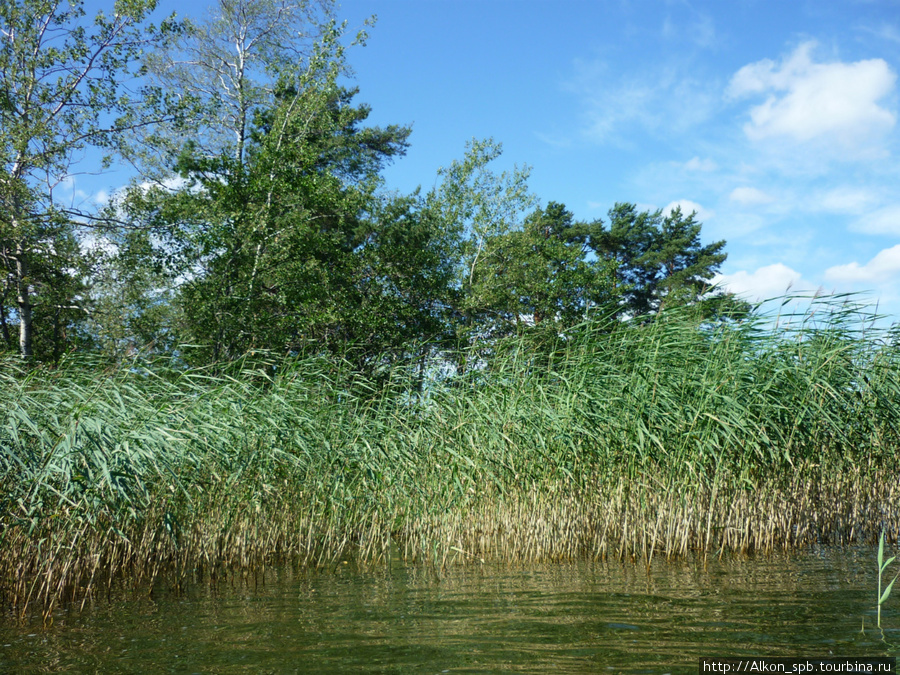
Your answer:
[878,530,900,629]
[2,295,900,618]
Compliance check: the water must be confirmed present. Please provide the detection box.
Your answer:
[2,548,897,673]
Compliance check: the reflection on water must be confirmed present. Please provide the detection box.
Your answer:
[2,548,898,673]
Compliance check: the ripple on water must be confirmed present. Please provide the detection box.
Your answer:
[0,547,894,674]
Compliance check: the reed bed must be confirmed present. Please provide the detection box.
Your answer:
[2,295,900,618]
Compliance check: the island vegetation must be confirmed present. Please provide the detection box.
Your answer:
[3,0,900,619]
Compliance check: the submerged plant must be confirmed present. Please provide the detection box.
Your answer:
[878,530,900,628]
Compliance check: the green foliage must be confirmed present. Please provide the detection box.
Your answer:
[116,8,465,370]
[80,227,183,359]
[467,201,618,336]
[3,295,900,613]
[165,43,418,364]
[426,138,536,338]
[0,0,738,369]
[601,203,732,317]
[0,0,177,360]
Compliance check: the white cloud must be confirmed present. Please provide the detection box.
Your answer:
[112,175,189,203]
[148,175,188,192]
[568,59,718,144]
[54,174,91,205]
[729,187,774,206]
[714,263,814,301]
[825,245,900,284]
[79,231,118,256]
[684,156,718,171]
[727,41,896,152]
[663,199,713,222]
[580,78,658,142]
[858,22,900,45]
[816,187,877,213]
[851,205,900,235]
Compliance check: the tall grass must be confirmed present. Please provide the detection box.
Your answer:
[3,295,900,617]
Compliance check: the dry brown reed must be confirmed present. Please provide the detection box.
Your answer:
[5,465,898,623]
[400,467,900,568]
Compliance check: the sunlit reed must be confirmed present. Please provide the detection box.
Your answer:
[2,294,899,618]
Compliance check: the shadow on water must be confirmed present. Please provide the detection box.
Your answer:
[1,547,898,673]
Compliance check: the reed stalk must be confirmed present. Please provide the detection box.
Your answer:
[1,295,899,618]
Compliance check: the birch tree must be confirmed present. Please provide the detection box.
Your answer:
[426,138,536,344]
[142,0,336,168]
[0,0,173,359]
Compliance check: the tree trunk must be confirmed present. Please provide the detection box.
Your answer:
[0,295,11,349]
[10,158,33,359]
[15,239,33,359]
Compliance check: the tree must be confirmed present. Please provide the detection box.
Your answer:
[351,192,458,366]
[79,226,182,359]
[600,203,729,317]
[84,2,350,363]
[468,201,617,335]
[425,138,537,344]
[0,0,175,359]
[519,202,618,325]
[141,0,336,169]
[132,16,427,367]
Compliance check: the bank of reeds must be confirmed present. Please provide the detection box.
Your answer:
[2,295,900,617]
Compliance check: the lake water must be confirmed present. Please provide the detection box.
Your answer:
[1,547,897,673]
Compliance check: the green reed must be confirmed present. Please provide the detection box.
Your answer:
[878,530,900,629]
[2,294,900,617]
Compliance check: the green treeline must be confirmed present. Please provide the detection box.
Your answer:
[3,1,900,619]
[0,0,737,366]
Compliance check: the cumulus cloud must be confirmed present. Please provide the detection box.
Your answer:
[729,187,774,206]
[727,41,897,152]
[825,245,900,284]
[663,199,713,222]
[714,263,814,301]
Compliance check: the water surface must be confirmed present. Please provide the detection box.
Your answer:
[2,548,897,673]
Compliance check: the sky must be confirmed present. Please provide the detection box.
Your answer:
[324,0,900,322]
[68,0,900,322]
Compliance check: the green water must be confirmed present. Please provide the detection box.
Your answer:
[1,548,897,673]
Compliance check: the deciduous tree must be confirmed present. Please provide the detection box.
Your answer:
[138,19,421,366]
[0,0,175,359]
[470,201,617,335]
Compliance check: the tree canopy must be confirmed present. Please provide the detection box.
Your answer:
[0,0,744,369]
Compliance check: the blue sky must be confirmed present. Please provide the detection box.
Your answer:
[322,0,900,320]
